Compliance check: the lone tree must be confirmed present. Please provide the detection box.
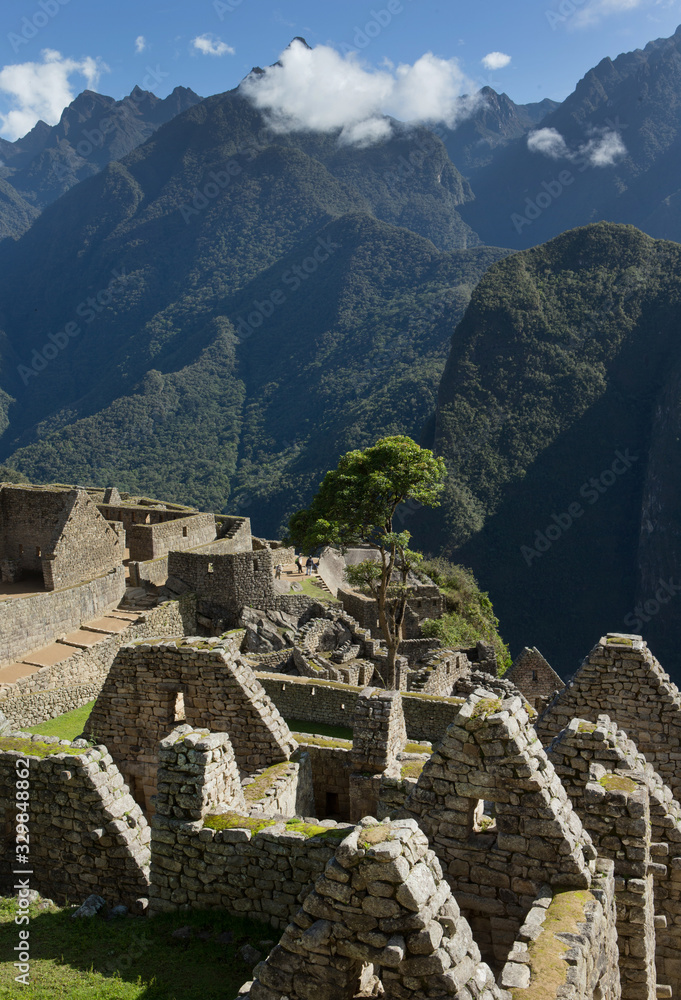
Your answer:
[287,436,446,689]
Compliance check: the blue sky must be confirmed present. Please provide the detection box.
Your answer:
[1,0,680,140]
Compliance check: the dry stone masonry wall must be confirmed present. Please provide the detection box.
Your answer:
[401,689,596,968]
[242,817,505,1000]
[85,636,298,812]
[0,733,150,907]
[538,634,681,802]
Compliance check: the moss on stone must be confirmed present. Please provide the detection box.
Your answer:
[607,636,633,645]
[203,812,276,835]
[599,773,637,793]
[471,697,503,719]
[577,722,597,733]
[243,762,290,803]
[360,825,392,847]
[401,760,425,780]
[403,692,465,704]
[513,890,595,1000]
[294,734,353,749]
[0,736,85,759]
[284,819,343,840]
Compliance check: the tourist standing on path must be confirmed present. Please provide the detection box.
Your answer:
[275,563,282,579]
[306,556,314,576]
[295,556,303,575]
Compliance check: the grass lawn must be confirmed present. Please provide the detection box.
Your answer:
[292,577,340,603]
[0,896,268,1000]
[285,718,353,740]
[24,701,95,742]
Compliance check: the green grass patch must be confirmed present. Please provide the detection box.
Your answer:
[290,578,340,603]
[513,890,594,1000]
[242,762,290,803]
[292,734,352,749]
[0,736,85,759]
[24,701,96,741]
[285,718,353,740]
[404,742,431,754]
[401,761,425,780]
[284,819,345,841]
[203,813,275,835]
[0,895,266,999]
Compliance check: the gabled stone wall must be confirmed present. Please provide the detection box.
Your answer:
[401,689,595,967]
[538,634,681,801]
[506,646,564,710]
[0,733,150,907]
[85,636,298,812]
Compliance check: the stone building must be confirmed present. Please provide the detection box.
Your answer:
[84,634,298,812]
[0,484,122,591]
[506,645,564,710]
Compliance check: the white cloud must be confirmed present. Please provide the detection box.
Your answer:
[570,0,644,29]
[481,51,511,71]
[241,40,479,145]
[0,49,108,140]
[135,36,146,54]
[527,127,570,159]
[192,34,235,57]
[580,130,627,165]
[528,125,626,167]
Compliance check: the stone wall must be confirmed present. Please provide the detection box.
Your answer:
[169,547,277,628]
[548,716,680,999]
[0,732,150,907]
[401,689,596,968]
[0,596,196,728]
[149,729,350,923]
[337,581,443,640]
[538,634,681,802]
[299,740,352,820]
[0,485,122,591]
[130,535,254,590]
[0,566,126,669]
[506,646,565,711]
[242,817,505,1000]
[128,512,217,562]
[258,674,467,745]
[499,864,620,999]
[85,636,298,812]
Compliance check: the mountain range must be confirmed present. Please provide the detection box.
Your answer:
[1,29,681,676]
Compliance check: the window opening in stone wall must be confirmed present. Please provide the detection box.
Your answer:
[35,546,40,557]
[173,691,186,722]
[253,559,259,571]
[182,526,188,537]
[207,563,214,574]
[469,798,497,835]
[18,545,23,554]
[530,670,537,681]
[326,791,340,817]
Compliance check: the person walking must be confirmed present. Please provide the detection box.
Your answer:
[295,555,303,575]
[275,563,282,579]
[306,556,314,576]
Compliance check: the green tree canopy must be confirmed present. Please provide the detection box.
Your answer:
[288,436,446,688]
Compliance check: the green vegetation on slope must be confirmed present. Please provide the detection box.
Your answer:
[418,558,510,672]
[426,221,681,673]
